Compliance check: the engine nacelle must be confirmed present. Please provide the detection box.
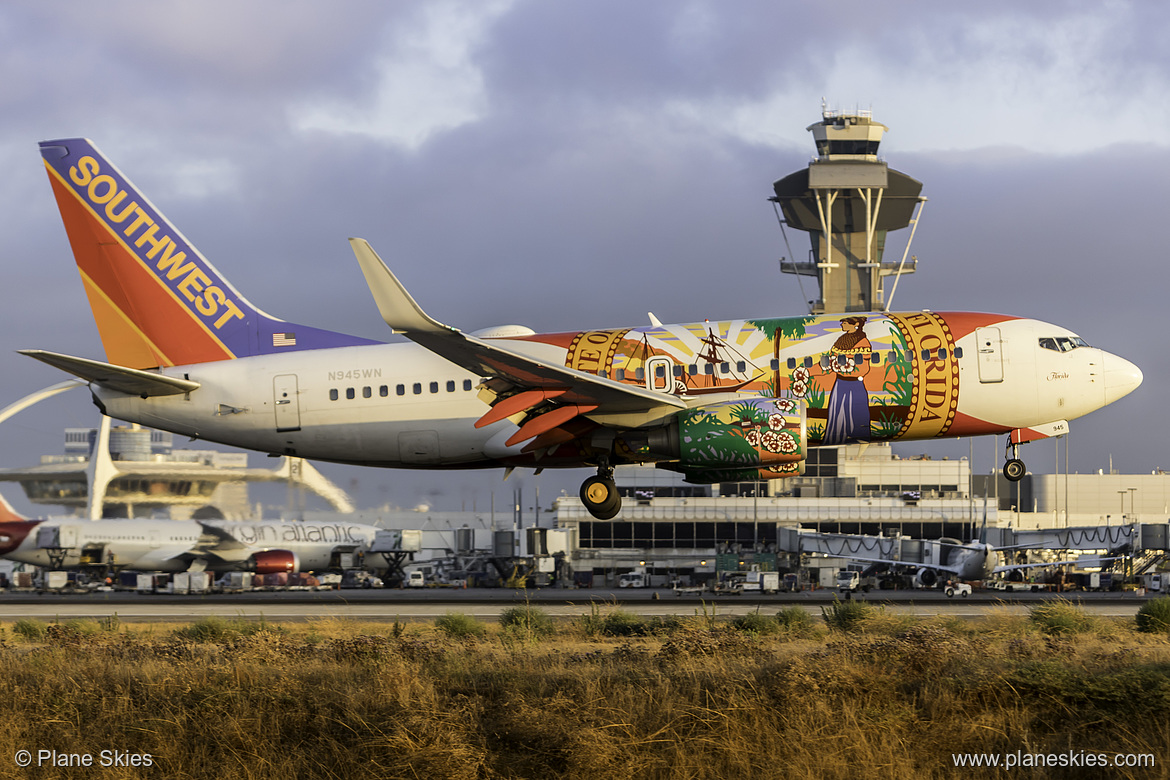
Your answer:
[248,549,301,575]
[673,398,806,483]
[914,567,938,589]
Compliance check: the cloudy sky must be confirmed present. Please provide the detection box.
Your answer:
[0,0,1164,515]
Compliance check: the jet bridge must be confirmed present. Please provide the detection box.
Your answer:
[777,527,938,567]
[1013,524,1141,555]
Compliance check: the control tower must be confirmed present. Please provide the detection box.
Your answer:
[771,107,925,313]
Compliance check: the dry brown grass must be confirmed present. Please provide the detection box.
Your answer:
[0,609,1165,779]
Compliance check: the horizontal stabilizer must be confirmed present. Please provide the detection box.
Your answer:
[19,350,200,397]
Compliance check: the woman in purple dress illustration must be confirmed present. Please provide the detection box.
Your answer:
[822,316,871,444]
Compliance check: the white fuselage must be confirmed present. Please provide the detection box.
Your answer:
[94,315,1141,469]
[0,518,383,573]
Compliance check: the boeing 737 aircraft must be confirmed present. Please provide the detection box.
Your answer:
[0,494,389,574]
[25,138,1143,520]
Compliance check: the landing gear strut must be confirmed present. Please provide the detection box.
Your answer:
[1003,438,1026,482]
[580,465,621,520]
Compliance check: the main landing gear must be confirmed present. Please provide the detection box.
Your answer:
[580,464,621,520]
[1003,437,1026,482]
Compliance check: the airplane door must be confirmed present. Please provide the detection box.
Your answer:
[975,327,1004,383]
[646,356,673,393]
[58,525,79,549]
[273,374,302,432]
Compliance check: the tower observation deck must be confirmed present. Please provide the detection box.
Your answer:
[771,107,925,313]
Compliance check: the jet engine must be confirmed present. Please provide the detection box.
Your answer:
[248,549,300,574]
[914,568,938,589]
[591,398,807,519]
[669,397,806,482]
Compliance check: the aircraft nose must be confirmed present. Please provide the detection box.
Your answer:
[1103,353,1143,406]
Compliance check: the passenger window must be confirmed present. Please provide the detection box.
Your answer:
[938,348,948,360]
[616,369,626,381]
[379,386,388,397]
[720,362,730,375]
[329,389,338,401]
[655,365,665,378]
[396,384,405,396]
[704,364,714,375]
[736,361,746,372]
[346,388,355,400]
[803,357,814,369]
[362,387,372,399]
[446,380,455,392]
[954,347,964,358]
[429,382,439,393]
[463,380,473,391]
[413,383,422,395]
[787,357,797,370]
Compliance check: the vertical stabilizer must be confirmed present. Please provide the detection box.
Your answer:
[39,138,376,368]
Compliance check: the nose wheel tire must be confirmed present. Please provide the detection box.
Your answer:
[1003,458,1026,481]
[580,475,621,520]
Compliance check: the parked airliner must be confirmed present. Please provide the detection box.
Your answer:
[26,139,1142,520]
[0,494,388,574]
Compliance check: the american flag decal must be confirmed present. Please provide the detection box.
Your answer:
[272,332,297,347]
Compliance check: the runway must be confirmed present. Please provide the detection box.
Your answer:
[0,588,1151,621]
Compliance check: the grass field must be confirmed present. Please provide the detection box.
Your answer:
[0,599,1168,779]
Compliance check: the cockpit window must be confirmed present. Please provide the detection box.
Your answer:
[1039,336,1090,352]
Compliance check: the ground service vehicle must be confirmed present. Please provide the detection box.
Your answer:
[944,582,972,598]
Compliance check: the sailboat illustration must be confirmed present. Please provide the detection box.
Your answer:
[683,326,759,395]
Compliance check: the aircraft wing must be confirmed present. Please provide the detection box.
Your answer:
[839,556,964,576]
[993,560,1083,573]
[193,521,248,553]
[350,239,685,445]
[19,350,200,397]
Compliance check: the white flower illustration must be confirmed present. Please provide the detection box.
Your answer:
[830,353,856,375]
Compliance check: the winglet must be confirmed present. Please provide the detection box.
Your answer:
[350,238,451,335]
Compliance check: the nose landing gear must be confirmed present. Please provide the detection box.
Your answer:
[1003,438,1026,482]
[580,465,621,520]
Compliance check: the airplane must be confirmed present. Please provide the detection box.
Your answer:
[0,493,391,575]
[829,535,1015,586]
[794,510,1131,587]
[24,138,1144,521]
